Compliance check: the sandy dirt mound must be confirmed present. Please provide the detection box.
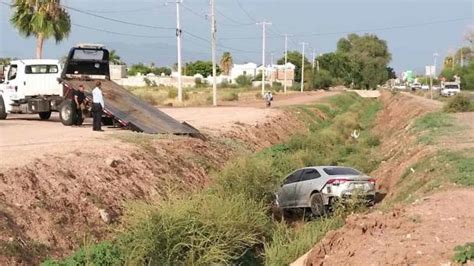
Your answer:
[371,91,441,197]
[305,188,474,266]
[0,110,306,264]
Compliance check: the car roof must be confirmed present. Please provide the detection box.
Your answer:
[10,59,59,65]
[297,166,356,171]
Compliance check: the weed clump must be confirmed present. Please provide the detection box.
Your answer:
[453,242,474,264]
[443,93,472,113]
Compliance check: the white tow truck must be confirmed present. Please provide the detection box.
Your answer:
[0,59,67,121]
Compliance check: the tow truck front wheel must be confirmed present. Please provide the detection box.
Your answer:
[39,111,51,120]
[0,95,7,120]
[59,100,74,126]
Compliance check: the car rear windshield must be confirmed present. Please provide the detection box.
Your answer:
[323,167,360,175]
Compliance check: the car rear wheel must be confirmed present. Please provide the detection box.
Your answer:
[309,192,326,217]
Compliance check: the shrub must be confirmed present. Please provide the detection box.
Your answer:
[235,75,253,87]
[143,77,152,87]
[195,77,208,88]
[312,69,333,89]
[119,193,271,265]
[222,92,239,101]
[42,242,123,266]
[167,89,177,99]
[443,93,472,113]
[453,242,474,264]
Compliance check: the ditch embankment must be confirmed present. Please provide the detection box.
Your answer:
[2,91,472,265]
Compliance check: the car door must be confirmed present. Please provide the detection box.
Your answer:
[277,169,303,208]
[294,168,323,207]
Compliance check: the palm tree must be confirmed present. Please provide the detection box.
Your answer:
[109,49,124,65]
[10,0,71,59]
[219,51,233,75]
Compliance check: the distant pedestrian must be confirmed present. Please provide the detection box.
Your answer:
[264,91,273,107]
[73,84,86,125]
[92,81,105,131]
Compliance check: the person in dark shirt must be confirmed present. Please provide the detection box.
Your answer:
[73,84,87,126]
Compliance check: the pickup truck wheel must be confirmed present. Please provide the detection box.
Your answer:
[59,100,74,126]
[309,193,326,217]
[0,95,7,120]
[39,111,51,120]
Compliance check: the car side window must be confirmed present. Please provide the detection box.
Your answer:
[7,65,18,80]
[283,170,303,185]
[300,169,321,182]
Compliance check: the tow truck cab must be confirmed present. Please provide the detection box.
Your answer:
[0,59,63,120]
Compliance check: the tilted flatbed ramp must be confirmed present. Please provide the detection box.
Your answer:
[63,79,199,134]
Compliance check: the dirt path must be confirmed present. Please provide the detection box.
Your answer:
[305,188,474,265]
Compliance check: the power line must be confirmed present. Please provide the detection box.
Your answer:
[63,4,175,30]
[293,17,471,37]
[215,8,254,26]
[72,23,174,39]
[234,0,257,22]
[181,4,208,21]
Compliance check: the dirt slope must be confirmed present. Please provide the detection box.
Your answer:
[0,107,306,264]
[302,92,474,266]
[305,188,474,266]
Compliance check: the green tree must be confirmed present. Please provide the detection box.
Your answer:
[235,74,252,87]
[184,60,220,77]
[386,67,397,79]
[312,69,333,89]
[109,50,124,65]
[317,52,351,85]
[219,52,233,75]
[152,67,172,76]
[11,0,71,59]
[277,51,310,82]
[336,33,392,89]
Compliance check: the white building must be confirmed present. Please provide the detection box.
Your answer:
[230,63,258,82]
[256,63,296,86]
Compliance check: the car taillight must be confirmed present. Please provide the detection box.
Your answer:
[326,178,351,186]
[368,178,376,185]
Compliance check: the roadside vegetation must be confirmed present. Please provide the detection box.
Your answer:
[443,93,474,113]
[453,243,474,264]
[42,93,383,265]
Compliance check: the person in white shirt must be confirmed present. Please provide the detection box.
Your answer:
[92,81,105,131]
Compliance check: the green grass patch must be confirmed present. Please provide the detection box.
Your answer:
[412,112,455,144]
[385,149,474,206]
[453,242,474,264]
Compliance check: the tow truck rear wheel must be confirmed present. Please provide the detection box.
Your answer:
[0,95,7,120]
[39,111,51,120]
[59,100,74,126]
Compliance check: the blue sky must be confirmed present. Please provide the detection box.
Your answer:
[0,0,472,75]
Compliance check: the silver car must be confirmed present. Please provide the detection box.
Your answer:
[275,166,376,216]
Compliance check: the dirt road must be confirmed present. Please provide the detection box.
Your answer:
[0,90,336,169]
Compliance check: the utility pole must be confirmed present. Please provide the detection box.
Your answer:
[300,42,307,92]
[283,34,290,94]
[210,0,217,106]
[316,54,320,72]
[175,0,183,102]
[430,52,439,100]
[312,48,316,70]
[257,21,271,96]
